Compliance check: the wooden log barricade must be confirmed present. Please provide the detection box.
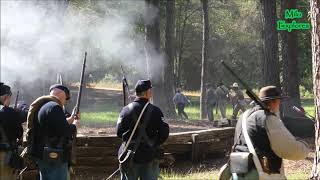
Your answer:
[74,127,235,175]
[21,127,235,179]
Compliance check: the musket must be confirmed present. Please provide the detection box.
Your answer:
[120,65,130,106]
[69,52,87,167]
[14,91,19,109]
[105,66,130,180]
[75,52,87,114]
[221,61,268,110]
[57,73,63,85]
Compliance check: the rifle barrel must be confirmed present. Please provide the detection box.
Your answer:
[76,52,87,113]
[221,61,268,110]
[14,91,19,109]
[120,65,131,106]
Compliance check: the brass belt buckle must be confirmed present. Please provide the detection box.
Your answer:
[49,152,59,159]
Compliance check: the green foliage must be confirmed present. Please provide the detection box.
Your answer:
[70,0,312,94]
[101,74,119,84]
[174,0,264,90]
[300,86,314,99]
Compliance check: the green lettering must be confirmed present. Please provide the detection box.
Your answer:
[285,9,294,19]
[287,22,292,32]
[295,10,303,18]
[277,20,287,31]
[301,23,311,30]
[285,9,303,19]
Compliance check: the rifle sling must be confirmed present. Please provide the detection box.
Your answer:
[131,103,154,153]
[119,102,153,164]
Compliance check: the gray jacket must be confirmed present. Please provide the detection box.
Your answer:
[173,92,189,105]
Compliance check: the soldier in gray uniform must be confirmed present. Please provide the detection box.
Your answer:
[206,84,217,122]
[230,83,246,120]
[215,82,230,119]
[173,89,190,120]
[219,86,310,179]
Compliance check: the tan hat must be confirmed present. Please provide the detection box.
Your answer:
[231,82,239,88]
[259,86,285,102]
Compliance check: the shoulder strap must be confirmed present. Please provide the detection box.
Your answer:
[132,105,154,149]
[242,110,264,173]
[118,102,150,163]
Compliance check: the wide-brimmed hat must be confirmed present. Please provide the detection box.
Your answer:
[259,86,284,102]
[230,82,239,88]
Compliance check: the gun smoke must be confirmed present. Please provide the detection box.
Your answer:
[1,0,165,102]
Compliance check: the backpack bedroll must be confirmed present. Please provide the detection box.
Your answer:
[21,95,62,167]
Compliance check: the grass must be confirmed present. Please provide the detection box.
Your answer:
[160,168,310,179]
[79,96,315,125]
[286,172,309,180]
[161,170,219,180]
[88,82,122,90]
[301,98,315,117]
[81,102,120,126]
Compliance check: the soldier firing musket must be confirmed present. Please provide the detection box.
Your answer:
[23,53,86,180]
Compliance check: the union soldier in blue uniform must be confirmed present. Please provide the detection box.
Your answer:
[0,83,27,180]
[28,84,80,180]
[116,80,169,180]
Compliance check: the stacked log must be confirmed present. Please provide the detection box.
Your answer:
[75,127,235,175]
[22,127,235,179]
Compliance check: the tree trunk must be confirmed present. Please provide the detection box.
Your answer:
[200,0,209,119]
[176,2,188,88]
[260,0,280,87]
[311,0,320,179]
[174,2,182,89]
[281,0,301,112]
[164,0,176,118]
[144,0,165,110]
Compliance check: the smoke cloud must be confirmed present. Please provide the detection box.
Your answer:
[1,0,164,91]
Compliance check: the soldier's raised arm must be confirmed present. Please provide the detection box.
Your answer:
[265,114,310,160]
